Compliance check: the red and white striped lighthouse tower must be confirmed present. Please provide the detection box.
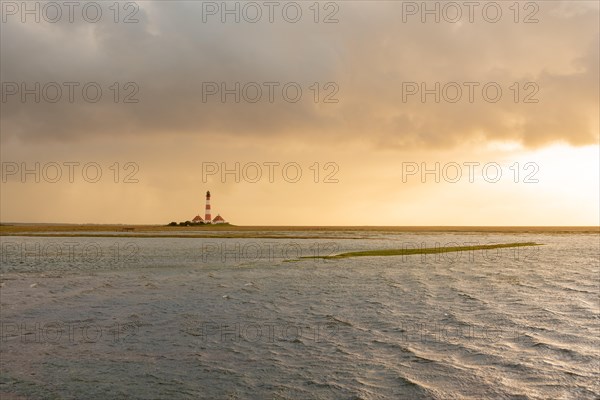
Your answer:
[204,191,211,223]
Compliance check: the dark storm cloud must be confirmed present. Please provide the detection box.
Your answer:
[1,1,598,148]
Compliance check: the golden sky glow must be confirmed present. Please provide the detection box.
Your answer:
[1,1,598,225]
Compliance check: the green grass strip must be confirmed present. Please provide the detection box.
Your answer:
[301,242,542,260]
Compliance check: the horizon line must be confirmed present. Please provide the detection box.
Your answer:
[1,223,598,229]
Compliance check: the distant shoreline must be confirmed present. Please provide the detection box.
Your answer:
[0,224,598,237]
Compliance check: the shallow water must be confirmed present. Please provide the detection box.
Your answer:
[1,232,598,399]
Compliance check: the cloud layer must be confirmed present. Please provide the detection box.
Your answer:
[2,1,598,148]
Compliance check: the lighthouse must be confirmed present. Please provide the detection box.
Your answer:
[205,191,211,222]
[188,191,227,225]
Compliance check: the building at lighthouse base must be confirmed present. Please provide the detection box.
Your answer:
[190,214,227,224]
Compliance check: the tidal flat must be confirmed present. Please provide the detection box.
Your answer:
[0,228,598,399]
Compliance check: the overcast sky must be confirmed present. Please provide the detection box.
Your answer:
[1,1,598,225]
